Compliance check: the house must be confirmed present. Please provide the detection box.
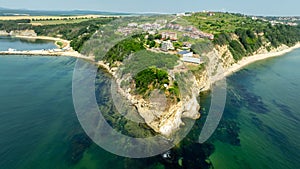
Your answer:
[161,40,174,51]
[139,23,162,31]
[178,50,193,57]
[161,31,178,41]
[128,22,138,27]
[207,12,215,16]
[155,20,167,24]
[148,30,156,35]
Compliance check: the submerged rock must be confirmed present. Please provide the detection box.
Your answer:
[65,133,93,164]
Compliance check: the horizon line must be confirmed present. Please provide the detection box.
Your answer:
[1,7,300,17]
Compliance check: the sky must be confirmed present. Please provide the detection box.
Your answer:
[0,0,299,16]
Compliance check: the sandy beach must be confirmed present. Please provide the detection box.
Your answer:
[14,35,70,48]
[209,43,300,86]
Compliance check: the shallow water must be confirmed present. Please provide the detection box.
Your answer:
[208,49,300,169]
[0,36,57,51]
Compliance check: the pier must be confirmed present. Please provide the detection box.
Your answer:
[0,49,94,61]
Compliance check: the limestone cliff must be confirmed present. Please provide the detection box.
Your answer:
[98,59,201,137]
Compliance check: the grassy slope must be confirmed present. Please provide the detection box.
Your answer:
[184,12,300,61]
[184,12,268,34]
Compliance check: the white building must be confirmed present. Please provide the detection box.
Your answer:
[181,57,203,64]
[178,50,193,57]
[161,31,178,41]
[161,40,174,51]
[128,22,138,27]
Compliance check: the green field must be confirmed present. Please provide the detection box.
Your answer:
[184,12,269,34]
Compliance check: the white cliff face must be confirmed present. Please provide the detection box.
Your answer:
[136,90,200,137]
[121,79,201,137]
[99,60,202,137]
[9,30,37,37]
[0,30,9,36]
[134,70,201,137]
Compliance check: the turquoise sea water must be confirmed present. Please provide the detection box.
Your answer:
[0,36,57,51]
[0,39,299,169]
[207,49,300,169]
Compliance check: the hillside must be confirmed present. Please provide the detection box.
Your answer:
[184,12,300,61]
[84,13,300,137]
[1,12,300,137]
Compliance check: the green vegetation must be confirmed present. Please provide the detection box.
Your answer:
[0,19,31,31]
[120,50,179,76]
[104,35,145,65]
[228,40,246,60]
[116,49,180,100]
[167,80,180,102]
[133,67,180,101]
[263,24,300,47]
[184,12,268,34]
[173,41,183,50]
[185,12,300,61]
[0,18,114,52]
[34,18,114,52]
[56,41,63,48]
[134,67,169,95]
[216,24,300,61]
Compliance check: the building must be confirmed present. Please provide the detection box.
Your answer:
[161,40,174,51]
[128,22,138,27]
[176,13,186,16]
[181,56,203,64]
[207,12,215,16]
[161,31,178,41]
[178,50,193,57]
[139,23,162,31]
[176,12,192,17]
[148,30,156,35]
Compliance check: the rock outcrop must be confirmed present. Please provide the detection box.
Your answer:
[9,30,37,37]
[0,30,9,36]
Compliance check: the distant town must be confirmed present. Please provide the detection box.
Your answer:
[116,15,214,64]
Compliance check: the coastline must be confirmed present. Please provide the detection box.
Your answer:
[2,35,300,137]
[14,35,71,48]
[209,43,300,86]
[0,35,94,61]
[0,50,94,61]
[2,35,300,88]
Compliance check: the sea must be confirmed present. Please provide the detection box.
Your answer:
[0,37,299,169]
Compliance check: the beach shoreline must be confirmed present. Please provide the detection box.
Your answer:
[13,35,71,48]
[208,43,300,87]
